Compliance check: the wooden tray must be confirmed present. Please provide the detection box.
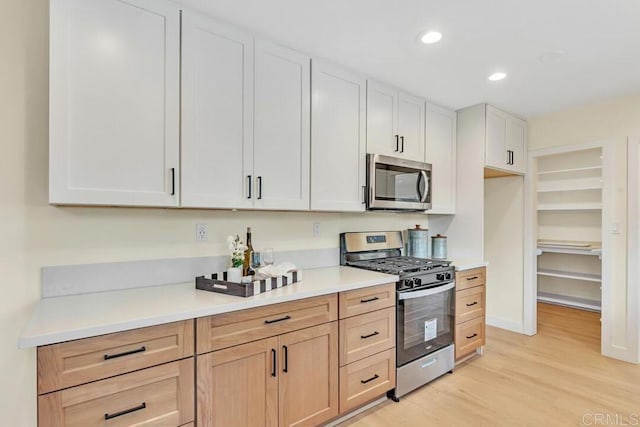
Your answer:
[195,270,302,297]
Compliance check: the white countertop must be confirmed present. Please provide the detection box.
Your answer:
[19,266,398,349]
[451,259,488,271]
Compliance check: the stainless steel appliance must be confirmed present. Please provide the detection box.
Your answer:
[340,231,455,401]
[366,154,432,211]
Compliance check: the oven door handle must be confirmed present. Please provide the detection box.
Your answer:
[398,281,455,300]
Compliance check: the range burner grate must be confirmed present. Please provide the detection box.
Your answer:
[347,256,451,275]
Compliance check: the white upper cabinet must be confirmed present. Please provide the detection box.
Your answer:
[253,40,311,210]
[366,81,425,161]
[425,103,457,214]
[485,105,527,174]
[49,0,180,206]
[311,60,366,212]
[366,81,398,157]
[181,12,254,209]
[397,92,426,161]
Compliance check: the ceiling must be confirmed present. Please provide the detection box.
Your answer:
[178,0,640,118]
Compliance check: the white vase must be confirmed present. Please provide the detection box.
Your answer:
[227,267,242,283]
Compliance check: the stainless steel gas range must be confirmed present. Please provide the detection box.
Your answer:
[340,231,455,401]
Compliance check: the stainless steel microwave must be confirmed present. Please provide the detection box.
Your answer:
[366,154,432,211]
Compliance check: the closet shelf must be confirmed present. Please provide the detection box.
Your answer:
[537,241,602,256]
[537,292,601,312]
[537,178,603,193]
[537,166,603,176]
[537,268,601,282]
[537,203,602,212]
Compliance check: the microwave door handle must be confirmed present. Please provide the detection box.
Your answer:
[398,281,455,300]
[417,170,429,203]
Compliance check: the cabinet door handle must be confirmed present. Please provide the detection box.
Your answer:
[400,136,405,153]
[170,168,176,195]
[361,331,380,339]
[257,176,263,199]
[394,135,399,152]
[360,296,379,303]
[360,374,379,384]
[271,348,277,377]
[264,315,291,324]
[466,276,478,281]
[282,345,288,373]
[247,175,252,199]
[105,402,146,420]
[466,301,478,307]
[466,333,478,339]
[104,346,146,360]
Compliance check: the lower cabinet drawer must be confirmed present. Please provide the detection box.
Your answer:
[339,349,396,414]
[455,317,486,359]
[197,294,337,353]
[38,358,194,427]
[339,307,395,366]
[38,320,194,395]
[455,286,485,325]
[455,267,486,291]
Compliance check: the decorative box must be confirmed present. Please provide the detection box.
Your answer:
[195,270,302,297]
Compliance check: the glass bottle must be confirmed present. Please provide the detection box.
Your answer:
[243,227,254,276]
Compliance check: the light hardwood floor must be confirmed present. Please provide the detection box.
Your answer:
[339,303,640,427]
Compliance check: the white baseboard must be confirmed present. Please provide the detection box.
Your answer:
[486,315,525,334]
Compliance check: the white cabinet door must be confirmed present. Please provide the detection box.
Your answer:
[485,105,508,170]
[425,103,456,214]
[506,117,527,174]
[181,12,254,209]
[253,40,310,210]
[311,60,366,212]
[49,0,180,206]
[366,81,398,156]
[397,92,426,161]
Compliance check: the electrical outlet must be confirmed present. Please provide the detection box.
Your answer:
[196,223,208,241]
[313,223,320,238]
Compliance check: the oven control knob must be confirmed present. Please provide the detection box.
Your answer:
[413,278,421,287]
[436,273,445,281]
[445,272,452,280]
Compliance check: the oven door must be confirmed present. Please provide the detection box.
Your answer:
[396,281,455,367]
[367,154,432,211]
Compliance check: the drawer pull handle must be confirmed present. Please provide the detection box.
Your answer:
[466,301,478,307]
[104,346,146,360]
[105,402,146,420]
[361,331,380,339]
[265,315,291,324]
[466,333,478,339]
[466,276,479,280]
[361,374,379,384]
[360,296,379,303]
[420,358,437,369]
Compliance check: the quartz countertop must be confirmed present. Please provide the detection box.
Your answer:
[19,266,398,348]
[450,259,489,271]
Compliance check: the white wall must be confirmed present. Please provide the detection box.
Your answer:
[484,176,524,332]
[0,1,430,424]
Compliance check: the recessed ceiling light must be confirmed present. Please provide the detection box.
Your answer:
[488,72,507,81]
[420,31,442,44]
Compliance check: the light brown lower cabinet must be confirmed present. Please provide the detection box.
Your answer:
[197,322,339,427]
[339,348,395,413]
[38,358,194,427]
